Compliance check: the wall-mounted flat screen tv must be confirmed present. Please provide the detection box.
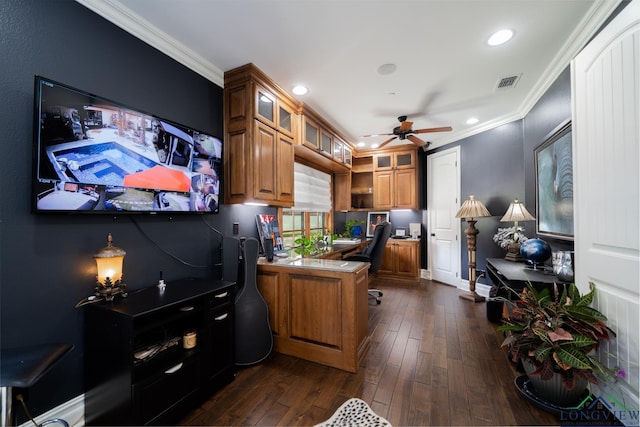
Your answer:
[32,76,222,214]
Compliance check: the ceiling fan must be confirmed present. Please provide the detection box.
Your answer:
[364,115,452,149]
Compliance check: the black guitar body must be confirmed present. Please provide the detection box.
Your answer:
[234,237,273,365]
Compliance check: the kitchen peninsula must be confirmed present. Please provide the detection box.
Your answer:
[256,257,370,373]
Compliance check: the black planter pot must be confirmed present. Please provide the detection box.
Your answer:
[522,359,588,407]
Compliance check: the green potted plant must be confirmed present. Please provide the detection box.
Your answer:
[343,219,364,238]
[294,232,325,257]
[497,281,614,406]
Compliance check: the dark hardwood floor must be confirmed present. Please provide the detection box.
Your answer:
[180,278,559,426]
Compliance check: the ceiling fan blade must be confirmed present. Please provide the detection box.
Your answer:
[362,132,393,138]
[399,121,413,132]
[414,126,453,134]
[378,137,397,148]
[407,135,426,147]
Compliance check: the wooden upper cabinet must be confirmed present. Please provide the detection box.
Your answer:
[255,83,297,139]
[224,64,298,207]
[374,150,416,171]
[373,149,418,210]
[299,108,354,170]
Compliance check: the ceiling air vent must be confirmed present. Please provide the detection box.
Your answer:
[495,74,522,90]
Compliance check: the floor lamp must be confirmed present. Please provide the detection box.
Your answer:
[455,195,491,302]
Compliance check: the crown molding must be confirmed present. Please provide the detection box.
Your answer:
[75,0,224,87]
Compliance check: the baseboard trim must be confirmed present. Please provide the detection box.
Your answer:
[18,394,84,427]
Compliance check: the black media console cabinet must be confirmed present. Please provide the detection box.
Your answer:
[84,278,235,426]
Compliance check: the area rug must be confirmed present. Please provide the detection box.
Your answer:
[315,398,391,427]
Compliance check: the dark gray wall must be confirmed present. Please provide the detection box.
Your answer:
[0,0,270,419]
[425,66,574,280]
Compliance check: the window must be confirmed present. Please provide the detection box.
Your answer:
[280,163,332,248]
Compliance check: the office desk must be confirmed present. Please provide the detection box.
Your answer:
[257,258,370,372]
[313,240,369,260]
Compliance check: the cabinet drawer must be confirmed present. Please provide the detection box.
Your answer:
[209,288,233,308]
[132,354,199,425]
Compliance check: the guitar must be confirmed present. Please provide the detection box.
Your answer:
[234,237,273,365]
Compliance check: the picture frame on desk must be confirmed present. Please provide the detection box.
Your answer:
[534,120,574,241]
[366,211,389,237]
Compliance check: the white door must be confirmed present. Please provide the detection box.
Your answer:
[572,0,639,409]
[427,147,460,286]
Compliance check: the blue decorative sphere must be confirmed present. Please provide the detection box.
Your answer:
[520,238,551,264]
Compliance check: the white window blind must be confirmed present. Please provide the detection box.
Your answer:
[287,162,332,212]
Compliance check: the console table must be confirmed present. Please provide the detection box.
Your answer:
[83,278,235,426]
[486,258,558,292]
[486,258,562,322]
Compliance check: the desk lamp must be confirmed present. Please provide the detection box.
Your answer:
[500,199,536,261]
[455,195,491,302]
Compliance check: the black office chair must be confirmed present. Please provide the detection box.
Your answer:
[344,221,392,304]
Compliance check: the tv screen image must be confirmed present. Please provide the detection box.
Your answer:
[33,76,222,213]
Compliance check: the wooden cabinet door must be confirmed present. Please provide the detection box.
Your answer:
[394,168,416,209]
[379,240,420,280]
[225,128,249,204]
[276,133,294,205]
[253,120,277,202]
[379,242,395,275]
[334,173,351,212]
[395,240,419,279]
[373,171,394,210]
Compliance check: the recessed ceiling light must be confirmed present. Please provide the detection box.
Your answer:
[488,29,514,46]
[377,63,397,75]
[357,141,366,147]
[292,85,308,95]
[371,143,380,149]
[466,117,479,125]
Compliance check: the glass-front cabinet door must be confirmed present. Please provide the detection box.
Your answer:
[333,139,344,163]
[395,151,415,169]
[255,85,276,128]
[302,116,320,149]
[343,145,352,167]
[374,153,393,171]
[320,130,332,156]
[278,103,294,138]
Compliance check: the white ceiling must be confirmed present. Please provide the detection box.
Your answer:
[77,0,620,151]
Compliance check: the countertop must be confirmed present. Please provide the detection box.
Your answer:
[257,256,369,273]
